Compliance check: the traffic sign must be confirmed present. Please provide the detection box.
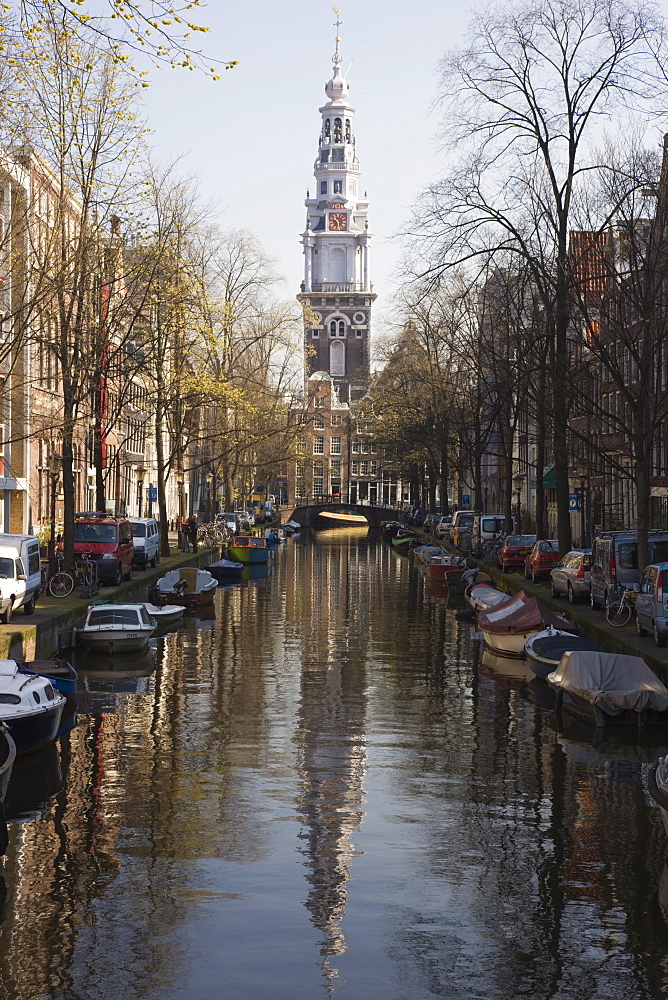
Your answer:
[462,495,470,506]
[147,487,157,503]
[568,493,581,512]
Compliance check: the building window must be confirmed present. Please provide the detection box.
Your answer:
[295,462,306,499]
[331,415,342,426]
[315,395,326,408]
[331,436,342,455]
[351,461,359,475]
[334,117,343,142]
[329,319,345,338]
[356,330,363,338]
[313,461,324,496]
[312,329,319,338]
[370,460,378,475]
[313,436,324,454]
[352,438,360,453]
[333,180,343,194]
[314,416,325,430]
[360,461,369,475]
[320,181,327,195]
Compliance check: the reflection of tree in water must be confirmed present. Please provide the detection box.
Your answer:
[294,533,369,993]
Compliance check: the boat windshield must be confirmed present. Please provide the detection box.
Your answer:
[87,609,141,627]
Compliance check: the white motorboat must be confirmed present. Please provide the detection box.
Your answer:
[156,568,218,606]
[143,603,185,626]
[466,584,508,613]
[0,660,66,754]
[74,603,157,653]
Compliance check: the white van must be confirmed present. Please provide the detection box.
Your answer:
[0,534,42,623]
[128,518,160,569]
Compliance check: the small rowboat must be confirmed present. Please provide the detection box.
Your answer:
[18,659,78,695]
[205,558,244,581]
[423,553,467,583]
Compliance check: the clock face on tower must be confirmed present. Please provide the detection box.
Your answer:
[328,212,347,232]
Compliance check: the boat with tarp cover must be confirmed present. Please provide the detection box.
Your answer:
[477,591,576,658]
[548,650,668,728]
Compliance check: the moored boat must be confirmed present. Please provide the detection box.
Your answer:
[477,591,575,658]
[466,583,508,612]
[524,628,606,680]
[412,543,442,564]
[205,558,244,581]
[391,530,420,551]
[648,757,668,837]
[143,602,185,626]
[228,535,271,564]
[156,568,218,605]
[548,650,668,728]
[0,660,66,754]
[18,658,78,695]
[74,603,157,653]
[424,552,467,585]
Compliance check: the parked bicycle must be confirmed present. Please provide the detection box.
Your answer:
[481,531,506,564]
[606,587,638,627]
[48,552,75,598]
[74,553,100,594]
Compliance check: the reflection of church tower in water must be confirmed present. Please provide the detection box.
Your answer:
[297,11,376,406]
[293,534,369,989]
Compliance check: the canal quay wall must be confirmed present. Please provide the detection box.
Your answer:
[0,544,220,662]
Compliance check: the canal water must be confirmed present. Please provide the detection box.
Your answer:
[2,528,668,1000]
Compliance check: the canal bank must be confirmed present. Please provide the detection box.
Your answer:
[0,543,222,661]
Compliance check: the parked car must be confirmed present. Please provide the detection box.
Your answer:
[497,534,537,572]
[424,513,440,535]
[634,561,668,645]
[471,514,506,556]
[67,512,134,585]
[450,510,479,546]
[549,550,592,604]
[523,539,559,582]
[590,530,668,609]
[434,516,453,540]
[0,533,42,623]
[217,512,241,536]
[128,517,160,569]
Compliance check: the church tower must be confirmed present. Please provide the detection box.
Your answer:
[297,18,376,405]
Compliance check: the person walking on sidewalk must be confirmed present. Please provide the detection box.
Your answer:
[187,514,199,553]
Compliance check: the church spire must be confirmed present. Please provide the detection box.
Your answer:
[325,8,349,103]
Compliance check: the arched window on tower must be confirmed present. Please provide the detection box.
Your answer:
[345,119,351,142]
[333,117,343,142]
[329,319,346,338]
[324,119,331,138]
[330,340,345,376]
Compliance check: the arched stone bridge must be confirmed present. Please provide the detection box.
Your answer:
[287,502,400,528]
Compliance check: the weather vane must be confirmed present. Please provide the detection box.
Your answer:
[332,7,342,37]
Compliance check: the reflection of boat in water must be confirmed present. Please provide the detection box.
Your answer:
[5,741,63,822]
[480,647,534,683]
[241,564,269,583]
[424,579,451,601]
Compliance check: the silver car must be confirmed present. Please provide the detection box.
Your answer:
[549,549,592,604]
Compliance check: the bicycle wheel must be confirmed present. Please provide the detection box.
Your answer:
[606,601,631,627]
[49,572,74,598]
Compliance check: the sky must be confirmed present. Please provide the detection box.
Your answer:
[140,0,474,333]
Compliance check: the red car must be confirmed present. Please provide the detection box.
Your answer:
[498,535,537,572]
[524,539,560,582]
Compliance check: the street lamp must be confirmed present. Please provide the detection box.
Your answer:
[47,452,61,560]
[206,472,214,522]
[136,465,146,518]
[513,473,524,535]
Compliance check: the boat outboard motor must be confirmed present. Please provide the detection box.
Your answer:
[174,579,189,595]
